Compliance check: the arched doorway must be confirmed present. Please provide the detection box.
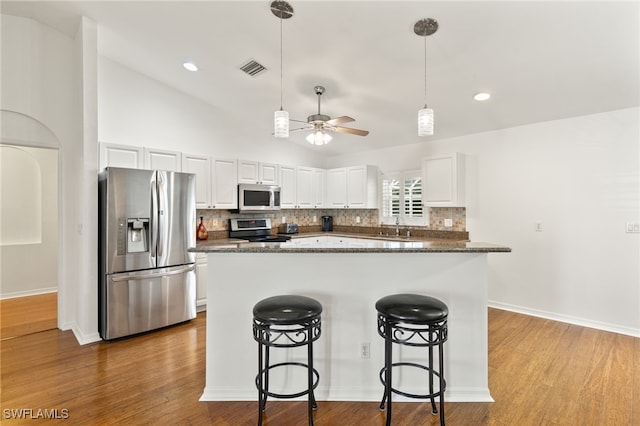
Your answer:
[0,110,60,338]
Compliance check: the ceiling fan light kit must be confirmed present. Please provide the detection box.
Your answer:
[271,1,293,138]
[415,18,438,137]
[306,130,332,145]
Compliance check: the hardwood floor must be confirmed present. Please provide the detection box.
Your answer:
[0,293,57,340]
[0,308,637,425]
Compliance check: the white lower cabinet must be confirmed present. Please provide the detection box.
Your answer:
[195,253,207,311]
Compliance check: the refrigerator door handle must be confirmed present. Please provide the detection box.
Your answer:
[157,171,167,262]
[150,171,159,262]
[110,265,195,282]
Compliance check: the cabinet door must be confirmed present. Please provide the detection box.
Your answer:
[327,168,348,208]
[212,158,238,209]
[182,154,211,208]
[422,153,464,207]
[237,160,259,184]
[259,163,279,185]
[312,168,326,208]
[279,165,297,208]
[296,166,314,208]
[347,166,367,208]
[144,148,182,171]
[99,143,143,170]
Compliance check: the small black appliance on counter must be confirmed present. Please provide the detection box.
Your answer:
[322,215,333,232]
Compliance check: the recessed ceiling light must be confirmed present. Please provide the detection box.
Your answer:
[183,62,198,72]
[473,92,491,101]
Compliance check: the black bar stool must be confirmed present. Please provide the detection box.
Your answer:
[376,293,448,426]
[252,295,322,426]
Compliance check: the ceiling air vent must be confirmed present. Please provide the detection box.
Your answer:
[239,59,267,77]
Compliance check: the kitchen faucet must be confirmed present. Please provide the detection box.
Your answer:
[395,216,400,236]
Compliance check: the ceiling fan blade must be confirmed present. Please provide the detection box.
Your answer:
[333,126,369,137]
[326,116,355,126]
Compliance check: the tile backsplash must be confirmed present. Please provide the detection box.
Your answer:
[196,207,466,234]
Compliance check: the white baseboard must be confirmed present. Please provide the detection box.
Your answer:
[488,300,640,338]
[0,287,57,300]
[199,386,493,403]
[72,324,102,345]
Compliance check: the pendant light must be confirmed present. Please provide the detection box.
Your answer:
[271,1,293,138]
[414,18,438,137]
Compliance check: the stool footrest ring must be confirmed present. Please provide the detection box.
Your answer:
[379,362,446,400]
[256,362,320,400]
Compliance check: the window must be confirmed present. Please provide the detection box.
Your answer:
[380,170,425,226]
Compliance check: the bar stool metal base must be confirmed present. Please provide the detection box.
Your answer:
[376,294,448,426]
[253,295,322,426]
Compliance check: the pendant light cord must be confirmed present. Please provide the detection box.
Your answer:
[423,34,427,109]
[279,11,284,110]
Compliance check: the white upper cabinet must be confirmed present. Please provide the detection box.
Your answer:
[280,166,325,209]
[181,155,237,209]
[312,168,326,208]
[99,142,143,170]
[422,153,465,207]
[279,165,297,208]
[182,153,212,209]
[144,148,182,171]
[327,165,378,209]
[237,160,279,185]
[211,158,238,209]
[327,167,348,208]
[296,166,314,209]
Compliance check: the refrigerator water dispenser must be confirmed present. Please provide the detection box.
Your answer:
[127,218,149,253]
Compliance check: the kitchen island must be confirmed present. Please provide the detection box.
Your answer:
[192,235,510,403]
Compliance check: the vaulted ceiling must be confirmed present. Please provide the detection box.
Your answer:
[3,1,639,156]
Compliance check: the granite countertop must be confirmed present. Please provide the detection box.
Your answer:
[191,232,511,253]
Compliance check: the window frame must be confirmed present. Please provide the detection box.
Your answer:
[379,169,426,226]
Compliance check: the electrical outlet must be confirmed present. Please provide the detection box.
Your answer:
[356,216,361,224]
[535,221,543,232]
[626,222,640,233]
[281,216,286,223]
[444,219,453,228]
[360,342,370,359]
[313,215,317,223]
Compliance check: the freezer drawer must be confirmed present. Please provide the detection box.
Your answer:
[100,264,196,340]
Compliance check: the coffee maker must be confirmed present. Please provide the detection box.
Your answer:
[321,216,333,232]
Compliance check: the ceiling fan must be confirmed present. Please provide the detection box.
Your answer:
[291,86,369,145]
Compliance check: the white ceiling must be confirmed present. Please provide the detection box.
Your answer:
[3,1,639,156]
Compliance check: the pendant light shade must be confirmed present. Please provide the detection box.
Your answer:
[274,109,289,138]
[306,130,332,145]
[418,107,434,136]
[271,1,293,138]
[414,18,438,137]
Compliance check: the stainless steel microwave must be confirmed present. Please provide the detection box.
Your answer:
[237,183,281,212]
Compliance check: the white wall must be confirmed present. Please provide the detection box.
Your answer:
[0,145,58,298]
[97,57,323,168]
[327,108,640,336]
[1,14,100,343]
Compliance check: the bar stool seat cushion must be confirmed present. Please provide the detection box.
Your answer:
[253,295,323,325]
[376,293,448,323]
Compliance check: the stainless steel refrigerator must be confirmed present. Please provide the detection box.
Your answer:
[98,167,197,340]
